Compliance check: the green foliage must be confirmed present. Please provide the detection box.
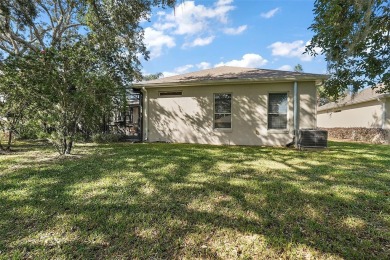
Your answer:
[0,1,177,64]
[0,42,121,154]
[14,119,42,140]
[0,0,178,153]
[143,72,164,81]
[0,55,36,150]
[317,85,332,106]
[307,0,390,99]
[293,64,303,72]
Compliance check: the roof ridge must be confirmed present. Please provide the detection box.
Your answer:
[146,66,257,82]
[159,66,325,80]
[136,66,329,86]
[155,66,229,81]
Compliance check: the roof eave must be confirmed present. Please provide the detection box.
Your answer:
[133,75,329,89]
[317,93,390,112]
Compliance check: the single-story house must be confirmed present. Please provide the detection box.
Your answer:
[317,87,390,129]
[132,66,328,146]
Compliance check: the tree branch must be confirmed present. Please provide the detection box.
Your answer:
[38,2,55,29]
[29,24,45,48]
[6,30,39,53]
[0,43,15,55]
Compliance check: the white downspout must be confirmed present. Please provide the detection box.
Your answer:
[141,87,148,141]
[294,81,299,148]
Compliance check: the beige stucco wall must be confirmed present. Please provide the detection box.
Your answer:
[143,81,317,146]
[385,98,390,129]
[317,100,385,128]
[298,83,317,129]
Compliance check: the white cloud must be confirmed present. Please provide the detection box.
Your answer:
[196,62,211,70]
[183,36,215,48]
[162,1,235,35]
[261,8,280,19]
[160,53,269,77]
[215,53,268,68]
[162,63,197,77]
[216,0,234,6]
[153,22,176,31]
[144,1,244,56]
[162,71,178,78]
[143,27,176,59]
[268,40,316,61]
[162,61,211,77]
[223,25,247,35]
[278,65,292,71]
[175,64,194,74]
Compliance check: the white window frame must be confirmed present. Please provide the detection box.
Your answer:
[267,92,288,130]
[214,93,232,130]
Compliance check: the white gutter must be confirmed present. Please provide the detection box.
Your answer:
[141,87,148,141]
[294,81,299,148]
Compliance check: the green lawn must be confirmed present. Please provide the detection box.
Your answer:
[0,141,389,259]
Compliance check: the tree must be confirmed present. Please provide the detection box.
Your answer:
[0,90,29,151]
[143,72,163,81]
[294,64,303,72]
[44,44,121,154]
[0,0,177,154]
[306,0,389,99]
[0,0,176,81]
[0,55,36,151]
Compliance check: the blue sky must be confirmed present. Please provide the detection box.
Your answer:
[140,0,326,77]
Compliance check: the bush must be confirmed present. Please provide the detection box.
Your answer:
[92,133,127,143]
[13,120,42,140]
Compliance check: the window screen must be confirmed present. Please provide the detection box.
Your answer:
[268,93,288,129]
[214,93,232,129]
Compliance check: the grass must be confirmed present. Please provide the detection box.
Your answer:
[0,141,389,259]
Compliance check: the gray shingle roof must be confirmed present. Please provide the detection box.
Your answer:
[318,85,390,111]
[135,66,328,86]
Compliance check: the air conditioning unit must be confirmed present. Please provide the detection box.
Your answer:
[298,129,328,149]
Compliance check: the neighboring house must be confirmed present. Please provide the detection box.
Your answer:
[317,87,390,130]
[132,66,328,146]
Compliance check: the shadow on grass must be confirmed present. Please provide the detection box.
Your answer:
[0,141,389,259]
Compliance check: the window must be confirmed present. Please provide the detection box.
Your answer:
[214,93,232,129]
[159,91,182,97]
[268,93,288,129]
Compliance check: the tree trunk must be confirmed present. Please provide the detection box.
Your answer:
[6,131,12,151]
[65,140,73,154]
[63,137,67,155]
[102,115,107,133]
